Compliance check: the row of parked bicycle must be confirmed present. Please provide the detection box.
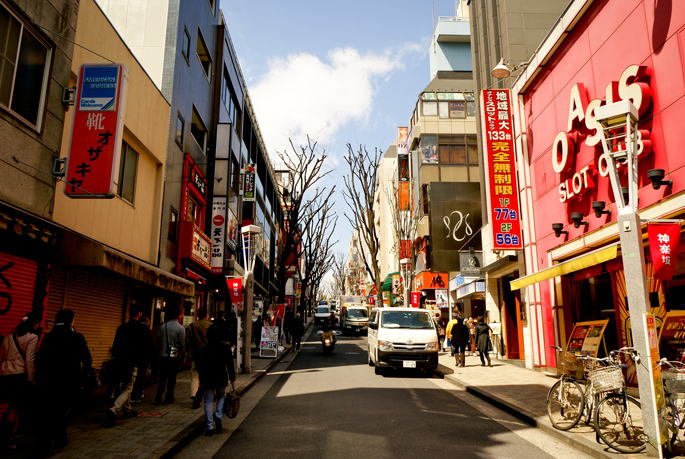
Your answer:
[548,345,685,455]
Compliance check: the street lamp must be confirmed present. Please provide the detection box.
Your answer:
[241,224,261,374]
[595,100,664,455]
[400,258,411,307]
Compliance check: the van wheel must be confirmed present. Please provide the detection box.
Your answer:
[374,365,383,375]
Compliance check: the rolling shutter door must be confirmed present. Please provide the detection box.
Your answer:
[45,266,67,332]
[65,269,125,370]
[0,251,38,338]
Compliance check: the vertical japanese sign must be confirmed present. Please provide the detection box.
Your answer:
[648,223,681,280]
[480,89,523,249]
[410,291,420,308]
[211,198,227,274]
[645,312,668,445]
[243,164,256,201]
[65,64,128,198]
[226,278,243,313]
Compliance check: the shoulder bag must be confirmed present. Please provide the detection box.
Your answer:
[224,380,240,419]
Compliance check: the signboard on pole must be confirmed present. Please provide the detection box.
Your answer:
[648,223,681,280]
[645,313,668,445]
[65,64,128,198]
[410,291,420,308]
[480,89,523,250]
[211,197,226,273]
[243,164,256,201]
[226,278,243,313]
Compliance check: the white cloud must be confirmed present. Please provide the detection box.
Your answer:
[247,46,418,160]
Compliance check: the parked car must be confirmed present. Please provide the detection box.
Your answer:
[367,307,439,375]
[341,303,369,335]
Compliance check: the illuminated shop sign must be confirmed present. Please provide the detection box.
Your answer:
[552,65,653,203]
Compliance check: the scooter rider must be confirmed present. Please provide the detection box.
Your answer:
[320,316,337,345]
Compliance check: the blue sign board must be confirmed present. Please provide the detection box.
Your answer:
[79,66,120,111]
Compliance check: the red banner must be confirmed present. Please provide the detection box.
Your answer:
[481,89,523,250]
[648,223,681,280]
[226,278,243,312]
[411,291,421,308]
[274,303,286,324]
[285,297,293,310]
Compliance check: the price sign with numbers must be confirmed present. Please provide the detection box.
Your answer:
[481,89,523,250]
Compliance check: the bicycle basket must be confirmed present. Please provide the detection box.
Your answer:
[588,366,624,393]
[662,368,685,395]
[557,351,583,379]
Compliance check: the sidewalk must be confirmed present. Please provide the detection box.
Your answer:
[436,351,642,459]
[7,317,315,459]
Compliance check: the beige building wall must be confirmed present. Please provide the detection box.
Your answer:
[376,148,398,282]
[53,0,170,265]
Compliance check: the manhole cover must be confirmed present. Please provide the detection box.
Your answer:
[139,412,164,417]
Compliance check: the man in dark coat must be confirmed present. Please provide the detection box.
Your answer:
[131,315,157,403]
[290,313,305,351]
[34,309,91,457]
[197,325,236,436]
[475,316,493,367]
[450,315,470,368]
[106,303,151,427]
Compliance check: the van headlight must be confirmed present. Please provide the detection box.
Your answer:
[425,342,439,351]
[379,340,394,351]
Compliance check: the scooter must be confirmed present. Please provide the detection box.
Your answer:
[317,329,342,354]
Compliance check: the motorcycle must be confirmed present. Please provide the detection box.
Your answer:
[317,329,342,354]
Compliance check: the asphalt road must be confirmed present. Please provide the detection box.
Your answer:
[175,332,593,459]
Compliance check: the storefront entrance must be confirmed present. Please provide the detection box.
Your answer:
[502,275,524,359]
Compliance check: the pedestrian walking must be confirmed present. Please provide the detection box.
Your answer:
[284,310,292,345]
[212,310,231,344]
[186,308,211,409]
[450,316,470,367]
[156,305,185,405]
[445,316,459,357]
[475,316,493,367]
[0,312,40,452]
[436,317,446,351]
[197,325,236,436]
[253,316,263,349]
[33,309,91,458]
[106,303,152,428]
[131,315,157,403]
[290,313,305,351]
[468,317,476,355]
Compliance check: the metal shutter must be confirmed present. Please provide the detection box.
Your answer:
[45,265,67,332]
[0,252,38,338]
[64,269,125,370]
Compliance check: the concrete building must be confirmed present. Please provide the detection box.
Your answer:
[375,145,398,283]
[0,0,81,337]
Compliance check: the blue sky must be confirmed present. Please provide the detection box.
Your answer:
[221,0,467,260]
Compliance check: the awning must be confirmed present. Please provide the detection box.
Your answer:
[510,242,619,291]
[382,272,399,292]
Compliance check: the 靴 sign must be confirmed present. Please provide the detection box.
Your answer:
[65,64,128,198]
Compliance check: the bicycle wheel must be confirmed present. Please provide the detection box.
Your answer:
[594,393,646,453]
[669,396,685,453]
[548,379,584,430]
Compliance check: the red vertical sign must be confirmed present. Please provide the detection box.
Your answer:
[65,64,128,198]
[410,291,420,308]
[226,278,243,312]
[481,89,523,250]
[648,223,681,280]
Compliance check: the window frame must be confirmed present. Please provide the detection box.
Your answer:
[0,3,52,131]
[117,141,139,204]
[190,106,207,154]
[175,112,184,148]
[195,29,212,82]
[168,206,178,242]
[182,27,190,64]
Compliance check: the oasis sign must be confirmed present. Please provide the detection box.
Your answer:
[553,65,652,203]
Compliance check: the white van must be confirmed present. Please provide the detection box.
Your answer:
[367,307,439,375]
[315,304,331,324]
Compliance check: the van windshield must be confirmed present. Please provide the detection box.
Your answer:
[316,307,329,314]
[381,311,434,329]
[346,309,368,319]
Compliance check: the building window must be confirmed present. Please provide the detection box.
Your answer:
[118,141,138,203]
[169,206,178,241]
[190,106,207,153]
[437,136,479,165]
[196,30,212,80]
[176,113,184,147]
[0,4,51,129]
[222,66,235,123]
[422,101,437,116]
[182,27,190,63]
[419,135,437,163]
[187,196,202,225]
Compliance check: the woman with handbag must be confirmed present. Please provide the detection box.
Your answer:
[475,316,493,367]
[0,312,40,452]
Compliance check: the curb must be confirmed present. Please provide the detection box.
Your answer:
[435,364,626,459]
[154,319,314,459]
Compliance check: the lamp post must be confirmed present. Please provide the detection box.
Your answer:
[595,100,664,456]
[400,258,410,307]
[240,224,261,374]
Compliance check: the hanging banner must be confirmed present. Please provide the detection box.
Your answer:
[397,127,408,155]
[211,197,227,274]
[480,89,523,250]
[391,274,401,295]
[411,291,421,308]
[435,289,448,308]
[243,164,256,201]
[648,223,681,280]
[65,64,128,198]
[226,278,243,313]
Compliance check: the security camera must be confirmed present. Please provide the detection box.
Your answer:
[570,212,588,228]
[552,223,568,238]
[591,201,611,218]
[647,169,672,190]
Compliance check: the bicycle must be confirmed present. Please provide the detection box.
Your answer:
[658,359,685,453]
[592,347,646,454]
[547,346,617,430]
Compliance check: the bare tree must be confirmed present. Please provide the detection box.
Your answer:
[330,252,347,297]
[275,136,333,304]
[342,144,382,302]
[385,174,418,301]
